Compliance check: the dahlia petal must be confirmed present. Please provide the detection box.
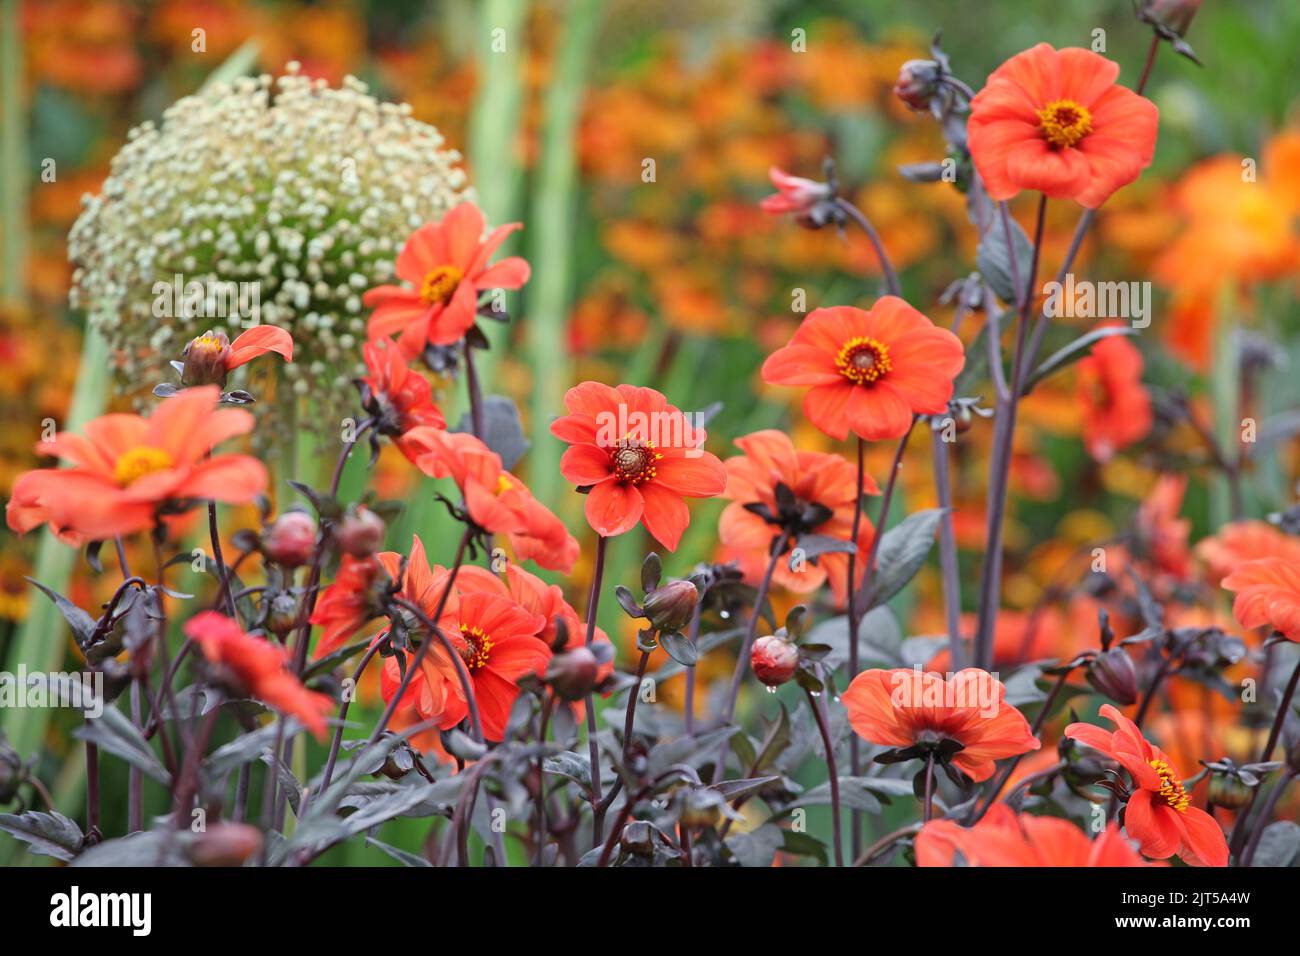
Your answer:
[1175,807,1229,867]
[226,325,293,369]
[654,453,727,497]
[1124,789,1179,859]
[639,481,691,551]
[473,255,530,291]
[560,443,613,486]
[584,480,643,538]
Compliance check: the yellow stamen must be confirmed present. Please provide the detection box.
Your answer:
[835,337,892,386]
[114,447,175,486]
[1149,758,1190,813]
[420,264,464,306]
[1038,99,1092,149]
[460,623,494,671]
[495,474,513,495]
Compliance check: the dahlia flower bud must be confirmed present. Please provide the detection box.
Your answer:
[751,635,799,687]
[264,590,301,638]
[182,329,233,387]
[1142,0,1200,36]
[893,59,943,111]
[188,822,264,867]
[1085,647,1138,705]
[642,579,699,633]
[262,510,317,568]
[336,507,386,558]
[1206,772,1253,810]
[545,645,602,702]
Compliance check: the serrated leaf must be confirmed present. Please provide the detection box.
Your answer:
[0,810,83,861]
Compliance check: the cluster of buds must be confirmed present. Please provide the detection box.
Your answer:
[615,553,702,666]
[1200,757,1281,811]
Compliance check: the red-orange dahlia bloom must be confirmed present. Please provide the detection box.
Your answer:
[6,385,266,546]
[309,554,390,660]
[374,536,551,741]
[967,44,1159,208]
[360,338,446,463]
[1221,558,1300,641]
[364,203,530,356]
[181,325,294,387]
[1076,326,1152,462]
[185,612,333,738]
[719,429,879,605]
[842,667,1039,782]
[916,804,1154,867]
[1197,521,1300,586]
[551,382,728,551]
[408,428,579,573]
[761,299,964,442]
[1065,703,1228,866]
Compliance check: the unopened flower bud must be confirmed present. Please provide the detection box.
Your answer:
[187,822,263,866]
[1086,647,1138,705]
[619,819,655,857]
[265,590,300,637]
[642,579,698,633]
[1207,772,1253,810]
[678,789,725,829]
[262,510,317,568]
[1142,0,1200,36]
[894,59,942,112]
[336,507,386,557]
[181,329,233,388]
[751,634,799,687]
[545,645,601,702]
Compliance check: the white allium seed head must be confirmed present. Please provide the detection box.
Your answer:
[69,66,473,434]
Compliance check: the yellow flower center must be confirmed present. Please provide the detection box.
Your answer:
[420,264,464,306]
[495,474,514,496]
[114,446,175,486]
[459,623,494,671]
[611,438,662,485]
[1038,99,1092,149]
[1149,758,1190,813]
[836,337,892,386]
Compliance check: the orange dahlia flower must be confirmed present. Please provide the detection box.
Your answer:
[375,535,551,741]
[364,203,530,356]
[309,554,391,660]
[1221,558,1300,641]
[719,429,879,605]
[1076,326,1152,462]
[550,382,728,551]
[1065,704,1229,866]
[180,325,293,388]
[185,612,333,738]
[359,338,446,463]
[917,804,1153,867]
[967,44,1158,208]
[6,385,266,545]
[1197,521,1300,586]
[761,299,964,442]
[841,667,1039,782]
[408,428,579,573]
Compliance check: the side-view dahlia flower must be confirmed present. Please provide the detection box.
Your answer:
[967,43,1159,208]
[1221,557,1300,641]
[358,338,447,463]
[1065,704,1229,866]
[761,298,964,442]
[7,385,266,545]
[1076,326,1152,462]
[551,382,728,551]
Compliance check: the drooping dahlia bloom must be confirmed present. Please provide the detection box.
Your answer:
[758,166,837,228]
[1221,558,1300,641]
[375,536,551,741]
[185,612,333,738]
[551,382,728,551]
[174,325,294,389]
[364,203,530,356]
[69,64,469,430]
[967,44,1159,208]
[761,299,964,442]
[1065,704,1229,866]
[407,428,579,573]
[358,338,447,463]
[309,554,392,660]
[841,668,1039,782]
[6,385,266,546]
[916,804,1154,867]
[719,429,880,605]
[1076,326,1152,462]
